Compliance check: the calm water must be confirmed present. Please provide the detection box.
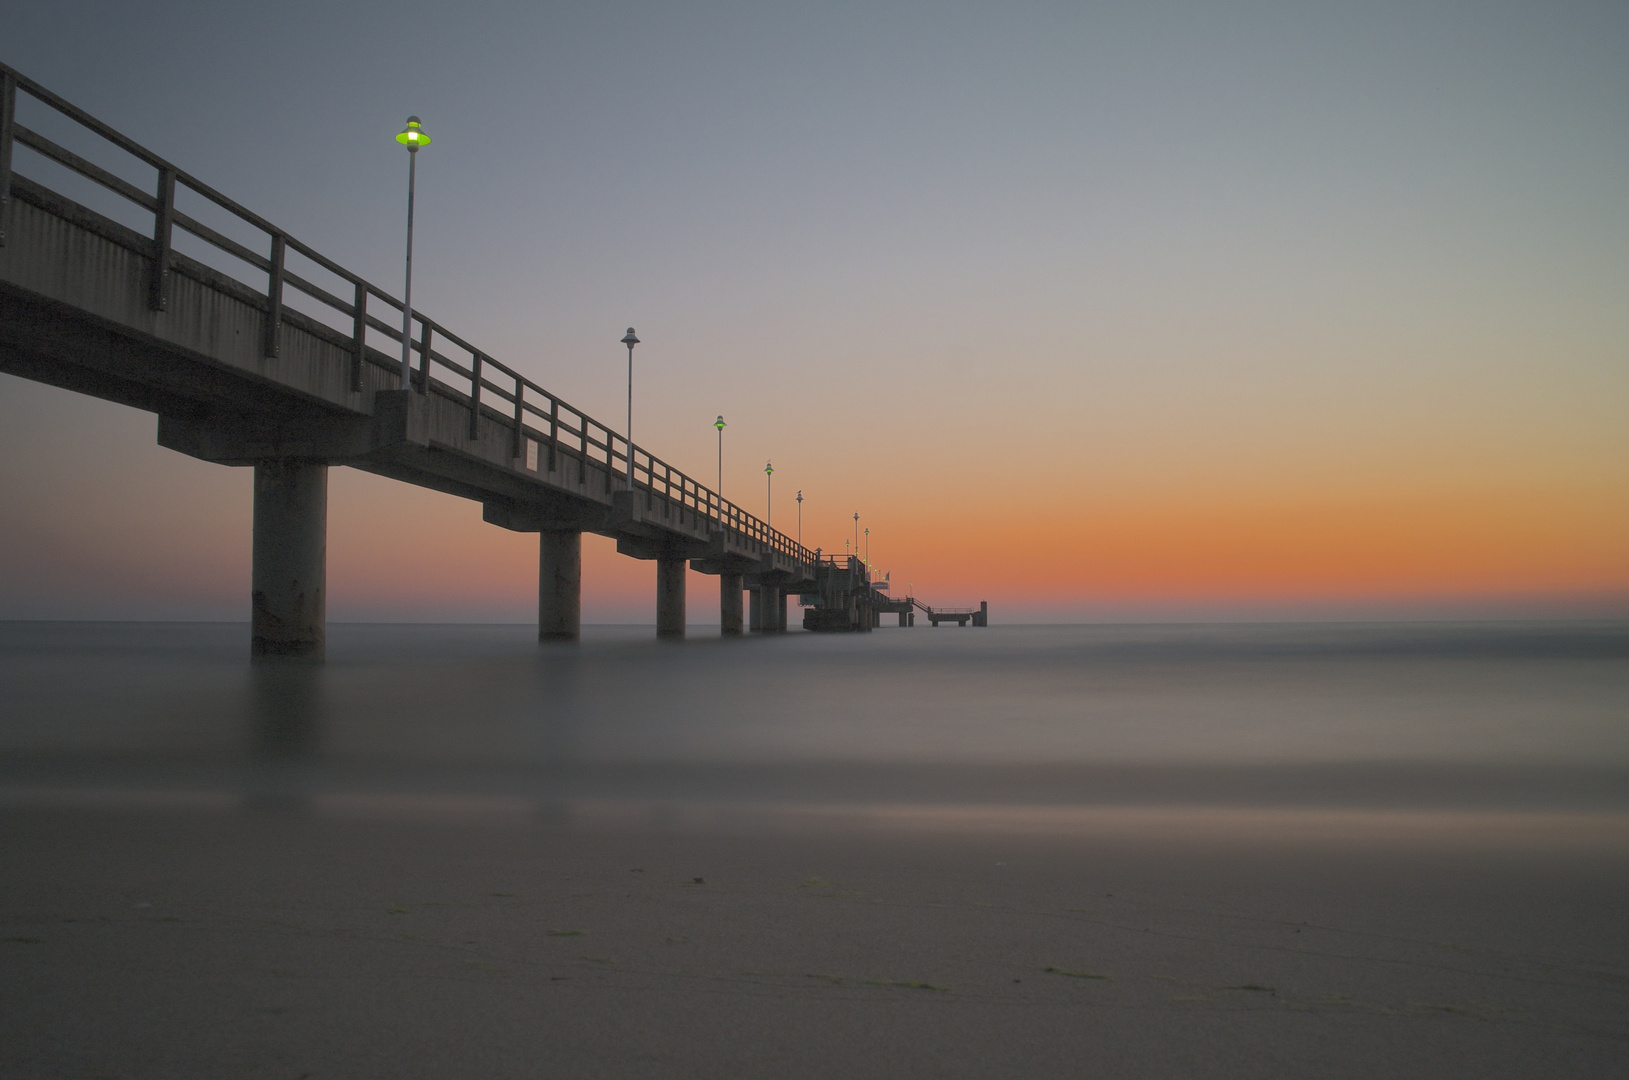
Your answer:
[2,621,1627,816]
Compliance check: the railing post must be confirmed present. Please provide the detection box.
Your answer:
[147,167,174,311]
[264,233,285,358]
[416,322,432,393]
[349,281,366,391]
[547,397,559,472]
[1,71,17,247]
[511,378,524,460]
[468,351,483,439]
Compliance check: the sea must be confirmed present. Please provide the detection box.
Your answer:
[2,620,1627,836]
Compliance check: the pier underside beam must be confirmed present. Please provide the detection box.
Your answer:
[251,460,327,660]
[539,530,582,642]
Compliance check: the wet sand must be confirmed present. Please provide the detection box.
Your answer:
[3,803,1627,1078]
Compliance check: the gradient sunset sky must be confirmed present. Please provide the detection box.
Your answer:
[2,0,1625,623]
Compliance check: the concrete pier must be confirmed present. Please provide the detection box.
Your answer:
[539,530,582,642]
[251,461,326,659]
[657,556,686,639]
[0,68,954,652]
[720,570,744,636]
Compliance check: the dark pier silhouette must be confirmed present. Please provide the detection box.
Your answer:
[0,64,985,655]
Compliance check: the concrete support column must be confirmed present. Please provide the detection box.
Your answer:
[720,569,744,636]
[749,587,763,633]
[251,460,327,660]
[898,611,909,627]
[758,584,781,634]
[656,556,686,639]
[539,530,582,642]
[776,588,788,632]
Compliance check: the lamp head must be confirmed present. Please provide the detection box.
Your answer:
[796,490,802,502]
[715,415,726,430]
[396,117,430,151]
[765,461,773,475]
[621,328,639,348]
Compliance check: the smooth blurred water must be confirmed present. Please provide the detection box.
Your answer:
[2,621,1626,812]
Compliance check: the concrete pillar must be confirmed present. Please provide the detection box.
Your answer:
[657,556,686,639]
[757,584,781,633]
[251,460,327,660]
[898,611,909,627]
[720,569,744,636]
[749,587,763,633]
[776,588,788,632]
[539,530,582,642]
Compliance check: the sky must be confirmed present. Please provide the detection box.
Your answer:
[1,0,1625,623]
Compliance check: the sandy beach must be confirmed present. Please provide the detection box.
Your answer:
[4,800,1626,1078]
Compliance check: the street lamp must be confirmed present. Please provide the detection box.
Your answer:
[865,526,870,566]
[621,328,639,490]
[796,490,803,546]
[714,415,726,505]
[764,460,774,530]
[852,512,859,559]
[395,117,431,392]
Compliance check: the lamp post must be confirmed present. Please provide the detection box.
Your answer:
[764,460,774,530]
[852,512,859,559]
[621,328,639,490]
[865,526,870,566]
[796,490,803,546]
[395,117,431,392]
[714,415,726,507]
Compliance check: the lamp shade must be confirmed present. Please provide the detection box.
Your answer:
[396,117,431,149]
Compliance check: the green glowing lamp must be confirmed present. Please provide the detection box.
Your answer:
[396,117,431,150]
[715,415,726,431]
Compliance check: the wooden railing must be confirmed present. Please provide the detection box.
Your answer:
[0,61,815,566]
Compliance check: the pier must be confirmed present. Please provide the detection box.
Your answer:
[0,64,985,655]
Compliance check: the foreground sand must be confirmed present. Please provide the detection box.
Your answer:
[3,804,1627,1078]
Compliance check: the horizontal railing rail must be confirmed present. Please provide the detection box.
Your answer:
[0,61,815,566]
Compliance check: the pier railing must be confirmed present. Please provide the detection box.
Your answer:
[0,62,814,566]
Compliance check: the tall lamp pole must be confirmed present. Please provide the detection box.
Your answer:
[865,526,870,567]
[714,415,726,507]
[765,461,774,530]
[621,328,639,490]
[796,490,803,546]
[853,512,859,559]
[395,117,431,391]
